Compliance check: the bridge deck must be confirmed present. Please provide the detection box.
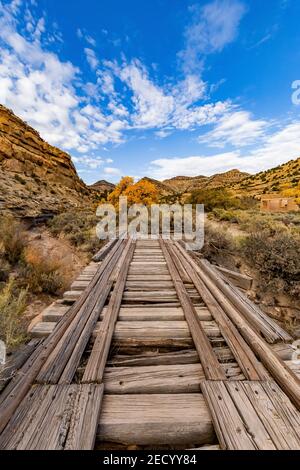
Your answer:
[0,238,299,450]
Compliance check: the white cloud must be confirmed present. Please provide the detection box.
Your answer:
[199,110,268,147]
[113,59,231,131]
[0,2,128,157]
[0,2,242,155]
[1,0,288,184]
[119,59,174,128]
[180,0,246,72]
[149,152,241,179]
[243,121,300,172]
[85,35,96,47]
[172,100,230,130]
[172,74,206,106]
[72,155,104,169]
[104,167,121,175]
[155,129,171,139]
[77,28,96,46]
[149,121,300,179]
[84,47,99,70]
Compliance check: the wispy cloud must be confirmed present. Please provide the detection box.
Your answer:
[179,0,246,73]
[104,166,121,175]
[0,1,127,157]
[111,59,230,131]
[198,110,268,147]
[84,47,99,70]
[77,28,96,46]
[72,155,104,169]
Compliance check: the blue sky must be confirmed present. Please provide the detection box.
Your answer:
[1,0,300,183]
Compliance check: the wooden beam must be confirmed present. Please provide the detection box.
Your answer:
[160,238,225,381]
[172,241,267,381]
[83,240,136,383]
[97,394,215,446]
[0,384,103,450]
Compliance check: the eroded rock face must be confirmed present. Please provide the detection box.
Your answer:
[0,104,92,217]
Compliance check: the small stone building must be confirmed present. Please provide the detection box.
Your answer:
[260,195,299,212]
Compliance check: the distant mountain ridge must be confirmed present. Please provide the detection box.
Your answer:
[144,169,250,195]
[89,180,115,193]
[1,104,299,218]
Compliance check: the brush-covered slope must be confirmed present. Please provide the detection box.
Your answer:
[138,177,176,196]
[163,169,249,193]
[231,158,300,197]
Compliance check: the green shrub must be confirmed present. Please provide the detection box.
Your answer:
[240,231,300,297]
[48,210,100,254]
[212,209,239,223]
[188,188,256,212]
[201,223,235,261]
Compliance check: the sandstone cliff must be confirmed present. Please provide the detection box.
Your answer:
[0,104,92,217]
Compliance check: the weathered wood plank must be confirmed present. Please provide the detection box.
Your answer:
[93,238,118,262]
[107,350,201,367]
[201,380,300,450]
[104,306,212,322]
[98,394,215,446]
[200,257,292,344]
[215,265,253,290]
[111,321,221,340]
[237,381,300,449]
[103,363,244,394]
[83,241,136,383]
[34,239,126,386]
[175,242,300,407]
[160,239,225,381]
[173,241,267,381]
[0,384,103,450]
[201,381,262,450]
[0,340,41,393]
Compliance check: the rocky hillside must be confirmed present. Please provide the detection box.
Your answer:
[139,177,176,196]
[0,104,93,218]
[163,175,207,193]
[89,180,115,193]
[162,170,249,194]
[231,158,300,197]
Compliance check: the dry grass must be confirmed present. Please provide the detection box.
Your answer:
[0,216,26,264]
[21,246,68,295]
[48,210,100,255]
[211,209,300,235]
[0,279,27,349]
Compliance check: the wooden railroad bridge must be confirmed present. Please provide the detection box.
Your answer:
[0,237,300,450]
